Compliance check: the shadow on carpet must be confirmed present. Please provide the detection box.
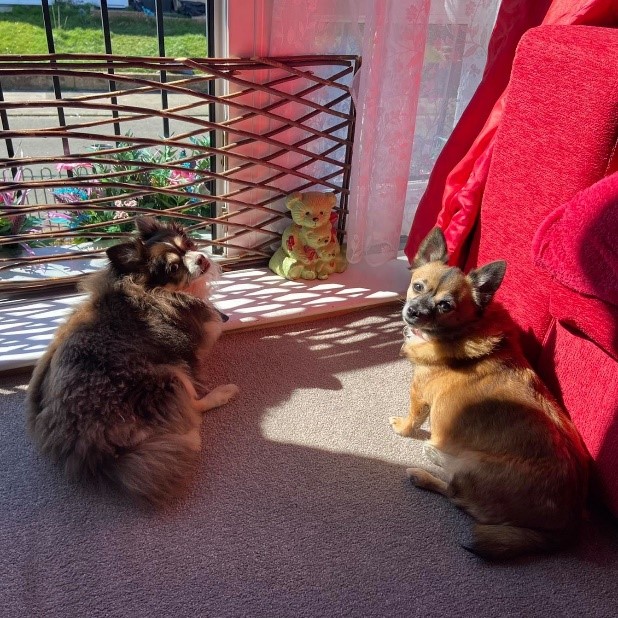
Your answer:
[1,307,617,618]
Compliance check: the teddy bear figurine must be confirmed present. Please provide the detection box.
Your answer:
[269,191,348,280]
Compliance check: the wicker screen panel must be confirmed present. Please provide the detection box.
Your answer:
[0,54,358,293]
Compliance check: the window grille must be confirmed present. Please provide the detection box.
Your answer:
[0,2,357,293]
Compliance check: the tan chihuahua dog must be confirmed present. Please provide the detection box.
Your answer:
[390,228,590,560]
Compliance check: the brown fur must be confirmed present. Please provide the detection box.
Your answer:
[26,218,239,507]
[390,228,590,560]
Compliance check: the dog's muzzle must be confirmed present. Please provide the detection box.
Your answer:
[402,299,432,325]
[184,251,211,276]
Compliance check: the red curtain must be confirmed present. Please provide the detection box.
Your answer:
[404,0,618,266]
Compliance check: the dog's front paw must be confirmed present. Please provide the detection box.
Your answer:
[197,383,240,412]
[211,383,240,406]
[389,416,414,437]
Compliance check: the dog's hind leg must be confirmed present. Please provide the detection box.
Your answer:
[423,442,445,467]
[406,467,449,496]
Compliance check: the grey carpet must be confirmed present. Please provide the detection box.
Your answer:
[1,306,617,618]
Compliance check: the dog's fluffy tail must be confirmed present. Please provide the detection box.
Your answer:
[465,523,569,560]
[103,431,200,507]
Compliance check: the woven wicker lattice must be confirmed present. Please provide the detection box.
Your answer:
[0,54,358,292]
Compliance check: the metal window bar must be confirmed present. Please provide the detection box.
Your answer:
[99,0,121,139]
[155,0,170,139]
[40,0,72,167]
[205,0,220,253]
[0,53,358,294]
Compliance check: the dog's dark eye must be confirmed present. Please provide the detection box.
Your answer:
[437,300,453,313]
[412,282,424,293]
[169,262,180,273]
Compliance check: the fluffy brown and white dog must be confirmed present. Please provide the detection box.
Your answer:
[27,217,238,507]
[390,227,590,560]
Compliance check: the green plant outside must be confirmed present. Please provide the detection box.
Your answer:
[55,136,214,243]
[1,136,214,250]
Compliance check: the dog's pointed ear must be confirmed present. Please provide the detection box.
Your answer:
[106,240,145,275]
[467,260,506,310]
[411,227,449,268]
[135,217,162,241]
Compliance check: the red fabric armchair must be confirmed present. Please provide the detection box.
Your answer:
[459,26,618,514]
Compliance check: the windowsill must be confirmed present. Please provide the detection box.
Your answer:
[0,257,411,372]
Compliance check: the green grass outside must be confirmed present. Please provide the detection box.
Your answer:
[0,5,208,58]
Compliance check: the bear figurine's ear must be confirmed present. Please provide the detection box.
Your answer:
[286,192,303,211]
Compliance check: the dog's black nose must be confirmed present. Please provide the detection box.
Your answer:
[403,300,429,325]
[405,305,420,320]
[403,304,421,324]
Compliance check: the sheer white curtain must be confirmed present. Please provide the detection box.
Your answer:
[229,0,500,266]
